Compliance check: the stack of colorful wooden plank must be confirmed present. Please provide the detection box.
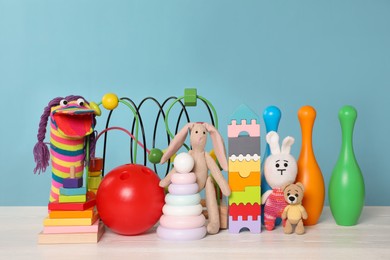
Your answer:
[38,166,104,244]
[228,104,262,233]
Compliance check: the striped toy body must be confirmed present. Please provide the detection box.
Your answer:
[49,121,86,202]
[264,188,287,231]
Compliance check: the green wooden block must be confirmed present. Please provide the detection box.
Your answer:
[184,88,197,106]
[228,186,261,205]
[59,194,87,203]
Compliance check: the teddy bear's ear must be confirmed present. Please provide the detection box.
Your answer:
[282,183,290,192]
[296,182,305,192]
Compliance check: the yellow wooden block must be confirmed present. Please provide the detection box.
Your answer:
[229,159,260,178]
[229,186,261,205]
[88,171,102,177]
[59,194,86,203]
[229,171,260,192]
[88,176,102,190]
[43,213,99,226]
[49,207,95,219]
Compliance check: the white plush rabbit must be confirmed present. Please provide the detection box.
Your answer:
[262,131,297,231]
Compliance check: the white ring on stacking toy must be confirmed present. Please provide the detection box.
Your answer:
[157,226,207,241]
[159,214,206,229]
[165,193,201,206]
[162,204,203,216]
[171,172,196,185]
[168,183,198,195]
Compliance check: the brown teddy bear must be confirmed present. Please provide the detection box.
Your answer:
[281,182,308,235]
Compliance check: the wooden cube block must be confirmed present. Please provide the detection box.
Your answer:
[60,187,87,196]
[63,177,83,188]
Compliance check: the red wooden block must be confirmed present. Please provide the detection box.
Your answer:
[48,198,96,211]
[229,203,261,221]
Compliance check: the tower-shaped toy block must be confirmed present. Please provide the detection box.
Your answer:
[228,104,260,138]
[229,186,261,205]
[228,120,260,138]
[229,203,261,221]
[228,136,260,156]
[228,171,260,192]
[229,155,261,178]
[229,216,262,234]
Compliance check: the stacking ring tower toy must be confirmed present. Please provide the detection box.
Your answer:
[157,153,207,240]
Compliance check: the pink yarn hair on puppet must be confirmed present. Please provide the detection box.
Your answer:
[160,122,231,235]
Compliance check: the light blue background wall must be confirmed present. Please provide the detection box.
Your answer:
[0,1,389,206]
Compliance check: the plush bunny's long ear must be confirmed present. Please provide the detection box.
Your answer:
[204,123,228,171]
[160,123,194,164]
[281,136,294,155]
[266,131,280,155]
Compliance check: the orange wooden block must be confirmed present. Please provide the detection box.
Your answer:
[49,207,95,219]
[44,213,99,226]
[229,171,260,192]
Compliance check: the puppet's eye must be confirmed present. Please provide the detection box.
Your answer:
[284,163,288,167]
[275,163,280,168]
[60,99,68,107]
[295,194,299,197]
[77,98,85,106]
[203,131,206,134]
[195,131,198,134]
[287,193,290,196]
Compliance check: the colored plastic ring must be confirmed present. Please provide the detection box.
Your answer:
[89,157,103,171]
[171,172,196,185]
[157,226,206,241]
[168,183,198,195]
[165,193,201,206]
[159,214,206,229]
[162,204,203,216]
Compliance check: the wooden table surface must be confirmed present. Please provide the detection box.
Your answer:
[0,206,389,259]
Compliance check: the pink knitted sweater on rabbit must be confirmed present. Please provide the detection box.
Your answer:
[264,188,287,230]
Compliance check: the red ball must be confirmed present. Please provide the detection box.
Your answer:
[96,164,165,235]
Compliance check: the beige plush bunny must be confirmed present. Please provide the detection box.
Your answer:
[159,122,231,234]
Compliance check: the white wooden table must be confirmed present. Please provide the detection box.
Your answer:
[0,207,389,259]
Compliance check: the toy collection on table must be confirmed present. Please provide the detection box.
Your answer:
[33,89,365,244]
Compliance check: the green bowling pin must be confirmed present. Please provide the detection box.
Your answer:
[329,105,365,226]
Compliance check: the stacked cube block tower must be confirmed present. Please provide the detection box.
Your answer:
[228,104,262,233]
[38,158,104,244]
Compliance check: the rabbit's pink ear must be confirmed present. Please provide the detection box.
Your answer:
[281,136,294,155]
[160,123,194,164]
[204,123,228,171]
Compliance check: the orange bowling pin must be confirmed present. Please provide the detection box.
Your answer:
[296,106,325,226]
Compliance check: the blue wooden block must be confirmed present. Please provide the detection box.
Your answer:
[60,187,87,196]
[63,177,83,188]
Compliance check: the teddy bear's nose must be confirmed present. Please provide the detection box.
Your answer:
[289,196,295,202]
